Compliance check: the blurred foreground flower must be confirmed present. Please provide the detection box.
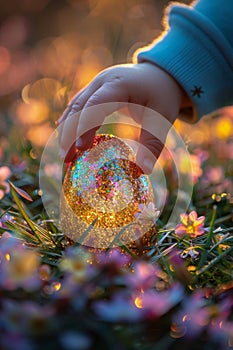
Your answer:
[176,149,203,184]
[174,290,233,345]
[175,211,205,239]
[135,202,160,224]
[97,248,131,268]
[60,248,94,283]
[0,332,33,350]
[0,234,41,291]
[1,300,54,335]
[0,213,16,228]
[134,283,183,319]
[0,166,11,199]
[93,294,143,322]
[126,261,159,291]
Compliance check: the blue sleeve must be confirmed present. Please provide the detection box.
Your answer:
[137,0,233,122]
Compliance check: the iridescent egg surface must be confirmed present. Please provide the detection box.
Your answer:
[60,134,155,252]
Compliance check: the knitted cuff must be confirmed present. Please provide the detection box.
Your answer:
[137,5,233,122]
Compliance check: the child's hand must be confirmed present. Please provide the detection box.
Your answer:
[58,62,188,173]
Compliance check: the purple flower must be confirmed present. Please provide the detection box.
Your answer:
[134,283,183,319]
[93,293,143,322]
[210,320,233,349]
[0,232,21,251]
[180,246,199,259]
[1,299,54,335]
[0,213,16,228]
[173,291,233,340]
[0,332,34,350]
[96,247,131,268]
[173,290,209,338]
[126,261,160,291]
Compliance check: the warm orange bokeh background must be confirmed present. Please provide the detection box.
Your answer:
[0,0,232,153]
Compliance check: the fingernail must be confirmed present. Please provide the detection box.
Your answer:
[76,138,83,148]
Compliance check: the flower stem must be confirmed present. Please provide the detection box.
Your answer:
[197,205,217,269]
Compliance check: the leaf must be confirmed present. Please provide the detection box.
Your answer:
[5,221,39,244]
[118,240,138,258]
[10,182,37,232]
[194,245,233,279]
[107,222,134,250]
[9,181,33,202]
[198,205,217,269]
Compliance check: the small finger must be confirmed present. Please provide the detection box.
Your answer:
[58,82,103,160]
[58,77,102,147]
[75,83,126,150]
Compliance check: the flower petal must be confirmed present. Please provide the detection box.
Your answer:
[0,166,11,181]
[138,204,146,212]
[189,211,197,223]
[191,228,205,238]
[175,224,187,237]
[148,202,155,211]
[180,214,188,226]
[193,216,205,227]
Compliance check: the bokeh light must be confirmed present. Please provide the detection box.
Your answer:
[0,0,231,157]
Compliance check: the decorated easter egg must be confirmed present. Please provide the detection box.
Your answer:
[60,134,155,253]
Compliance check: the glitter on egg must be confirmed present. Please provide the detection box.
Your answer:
[60,134,156,252]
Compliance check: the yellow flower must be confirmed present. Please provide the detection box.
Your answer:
[215,234,230,251]
[175,211,205,239]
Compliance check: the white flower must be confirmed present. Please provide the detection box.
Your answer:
[135,202,160,224]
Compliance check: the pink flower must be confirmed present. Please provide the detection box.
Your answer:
[126,261,160,291]
[190,154,203,184]
[175,211,205,239]
[97,248,131,268]
[0,166,11,199]
[134,283,183,319]
[203,166,224,184]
